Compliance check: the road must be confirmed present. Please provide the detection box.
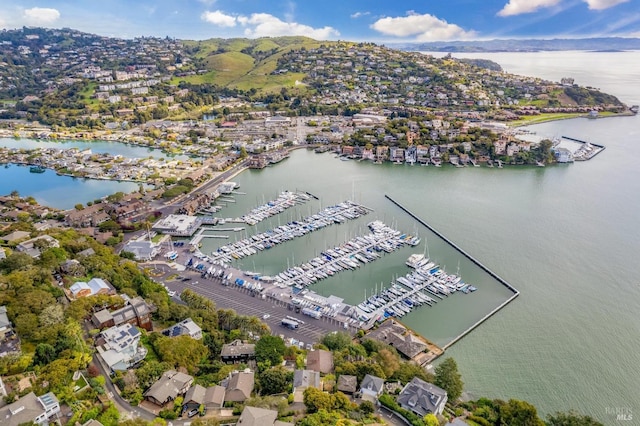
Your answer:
[92,354,156,423]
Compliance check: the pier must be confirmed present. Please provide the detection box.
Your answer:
[385,194,520,350]
[561,135,605,160]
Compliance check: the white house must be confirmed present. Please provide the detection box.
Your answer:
[96,323,147,372]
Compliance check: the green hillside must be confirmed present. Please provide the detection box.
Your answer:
[175,36,331,93]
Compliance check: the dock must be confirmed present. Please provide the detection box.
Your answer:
[561,135,605,160]
[385,194,520,350]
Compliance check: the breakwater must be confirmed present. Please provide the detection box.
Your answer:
[384,194,520,349]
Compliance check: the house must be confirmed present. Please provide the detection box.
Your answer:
[69,278,114,299]
[306,349,333,374]
[366,320,428,360]
[0,391,60,426]
[91,296,154,331]
[236,406,294,426]
[293,369,321,394]
[15,235,59,258]
[121,240,160,261]
[220,340,255,363]
[95,323,147,372]
[336,375,357,395]
[397,377,447,416]
[0,306,11,338]
[360,374,385,401]
[161,318,202,340]
[182,384,226,415]
[1,230,30,243]
[144,370,194,407]
[223,370,255,402]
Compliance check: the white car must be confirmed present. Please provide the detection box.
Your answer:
[262,314,271,319]
[168,291,176,297]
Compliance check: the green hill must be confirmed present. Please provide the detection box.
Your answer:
[174,36,331,93]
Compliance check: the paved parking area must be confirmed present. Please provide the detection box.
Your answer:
[164,269,350,345]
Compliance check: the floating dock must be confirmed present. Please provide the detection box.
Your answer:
[385,194,520,350]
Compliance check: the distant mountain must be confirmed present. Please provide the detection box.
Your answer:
[391,37,640,53]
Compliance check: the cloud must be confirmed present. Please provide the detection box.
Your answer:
[242,13,339,39]
[497,0,561,16]
[351,11,370,19]
[371,12,476,41]
[201,10,237,27]
[198,0,217,5]
[583,0,629,10]
[23,7,61,25]
[201,9,337,39]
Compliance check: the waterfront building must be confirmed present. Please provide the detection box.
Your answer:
[152,214,202,237]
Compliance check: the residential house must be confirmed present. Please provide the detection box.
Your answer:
[306,349,333,374]
[95,323,147,372]
[397,377,447,416]
[69,278,114,299]
[144,370,194,407]
[236,406,293,426]
[15,235,59,258]
[223,370,255,402]
[1,230,30,243]
[366,320,428,360]
[0,306,11,339]
[91,296,154,331]
[360,374,385,401]
[293,369,321,394]
[0,391,60,426]
[182,384,226,415]
[220,340,255,364]
[161,318,202,340]
[336,375,357,395]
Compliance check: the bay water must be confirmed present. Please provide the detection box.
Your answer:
[0,51,637,422]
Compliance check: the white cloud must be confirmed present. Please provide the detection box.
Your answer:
[583,0,629,10]
[497,0,561,16]
[351,11,370,19]
[241,13,339,39]
[198,0,217,5]
[23,7,61,25]
[201,10,237,27]
[371,12,475,41]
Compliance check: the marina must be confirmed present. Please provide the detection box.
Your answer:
[206,200,373,263]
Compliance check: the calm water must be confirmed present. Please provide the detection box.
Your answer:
[0,164,143,209]
[0,137,196,160]
[0,51,638,422]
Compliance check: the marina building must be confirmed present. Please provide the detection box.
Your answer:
[152,214,202,237]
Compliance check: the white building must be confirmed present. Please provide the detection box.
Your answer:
[152,214,203,237]
[96,323,147,372]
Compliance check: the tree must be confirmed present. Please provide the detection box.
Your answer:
[360,400,375,415]
[75,203,84,210]
[258,366,292,395]
[434,357,463,402]
[33,343,57,366]
[154,335,208,374]
[500,399,544,426]
[255,335,286,367]
[424,413,439,426]
[321,331,351,351]
[303,387,333,413]
[545,410,603,426]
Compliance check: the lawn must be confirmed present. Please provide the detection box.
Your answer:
[509,112,583,127]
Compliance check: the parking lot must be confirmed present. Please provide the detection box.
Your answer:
[163,268,350,345]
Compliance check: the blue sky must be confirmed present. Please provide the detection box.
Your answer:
[1,0,639,41]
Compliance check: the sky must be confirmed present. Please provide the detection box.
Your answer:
[1,0,639,42]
